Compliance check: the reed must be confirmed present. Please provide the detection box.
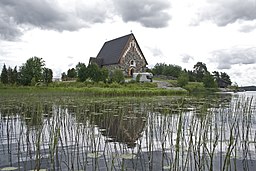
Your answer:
[0,92,255,170]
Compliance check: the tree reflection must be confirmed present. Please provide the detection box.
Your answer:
[91,103,147,148]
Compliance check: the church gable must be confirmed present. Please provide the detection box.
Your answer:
[119,35,147,76]
[119,35,147,65]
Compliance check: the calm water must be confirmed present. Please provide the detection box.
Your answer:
[0,92,256,170]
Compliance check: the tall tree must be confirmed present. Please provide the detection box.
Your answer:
[0,64,8,84]
[212,71,221,87]
[100,67,109,83]
[87,63,101,82]
[193,62,208,82]
[187,70,196,82]
[61,72,67,81]
[76,62,86,73]
[7,67,13,84]
[12,66,18,84]
[67,68,77,78]
[220,72,232,87]
[43,68,53,85]
[76,62,88,82]
[19,57,45,85]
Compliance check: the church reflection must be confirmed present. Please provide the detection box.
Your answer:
[91,105,147,148]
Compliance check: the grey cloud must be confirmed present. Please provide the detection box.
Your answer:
[0,16,23,41]
[76,2,112,24]
[194,0,256,27]
[68,63,74,67]
[0,0,110,41]
[181,54,194,63]
[147,47,164,58]
[239,22,256,33]
[211,47,256,69]
[112,0,171,28]
[67,56,74,59]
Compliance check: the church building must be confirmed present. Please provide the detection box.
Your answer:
[89,33,148,76]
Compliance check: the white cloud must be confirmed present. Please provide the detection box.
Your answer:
[1,0,256,86]
[211,46,256,69]
[193,0,256,27]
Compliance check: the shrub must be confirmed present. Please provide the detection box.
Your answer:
[184,82,206,93]
[110,70,125,84]
[177,72,189,87]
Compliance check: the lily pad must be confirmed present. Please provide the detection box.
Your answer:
[163,165,171,170]
[120,153,136,159]
[87,152,103,158]
[1,167,18,171]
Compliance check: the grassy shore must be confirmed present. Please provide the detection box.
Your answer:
[0,81,188,97]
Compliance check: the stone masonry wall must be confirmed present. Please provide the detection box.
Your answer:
[103,37,147,76]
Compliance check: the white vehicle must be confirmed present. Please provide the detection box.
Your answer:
[132,72,153,82]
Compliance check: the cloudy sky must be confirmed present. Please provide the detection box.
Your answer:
[1,0,256,86]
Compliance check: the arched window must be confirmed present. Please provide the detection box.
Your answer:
[130,60,135,66]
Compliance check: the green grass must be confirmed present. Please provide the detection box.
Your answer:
[0,81,188,97]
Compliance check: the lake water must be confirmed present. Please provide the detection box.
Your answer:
[0,92,256,170]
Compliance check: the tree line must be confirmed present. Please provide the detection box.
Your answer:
[61,62,125,84]
[151,62,232,88]
[1,56,233,88]
[0,57,53,86]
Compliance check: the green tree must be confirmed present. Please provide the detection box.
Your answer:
[43,68,53,85]
[163,64,182,78]
[61,72,67,81]
[110,69,125,83]
[7,66,13,84]
[152,63,182,78]
[12,66,18,84]
[19,57,45,85]
[100,67,109,83]
[77,63,88,82]
[0,64,8,84]
[193,62,208,82]
[87,63,102,82]
[76,62,85,73]
[177,72,189,87]
[212,71,220,80]
[152,63,166,75]
[212,71,221,87]
[220,72,232,86]
[185,70,196,82]
[202,73,217,88]
[67,68,77,78]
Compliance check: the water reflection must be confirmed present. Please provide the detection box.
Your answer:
[0,92,255,170]
[93,110,146,148]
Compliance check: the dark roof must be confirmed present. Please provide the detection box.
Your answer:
[96,34,132,65]
[89,57,103,66]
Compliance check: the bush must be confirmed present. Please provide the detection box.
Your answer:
[184,82,206,93]
[177,72,189,87]
[203,73,217,88]
[110,70,125,84]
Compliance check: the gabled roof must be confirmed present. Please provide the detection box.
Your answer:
[96,33,147,65]
[89,57,103,66]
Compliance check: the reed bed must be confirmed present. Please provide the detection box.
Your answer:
[0,85,188,98]
[0,92,255,170]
